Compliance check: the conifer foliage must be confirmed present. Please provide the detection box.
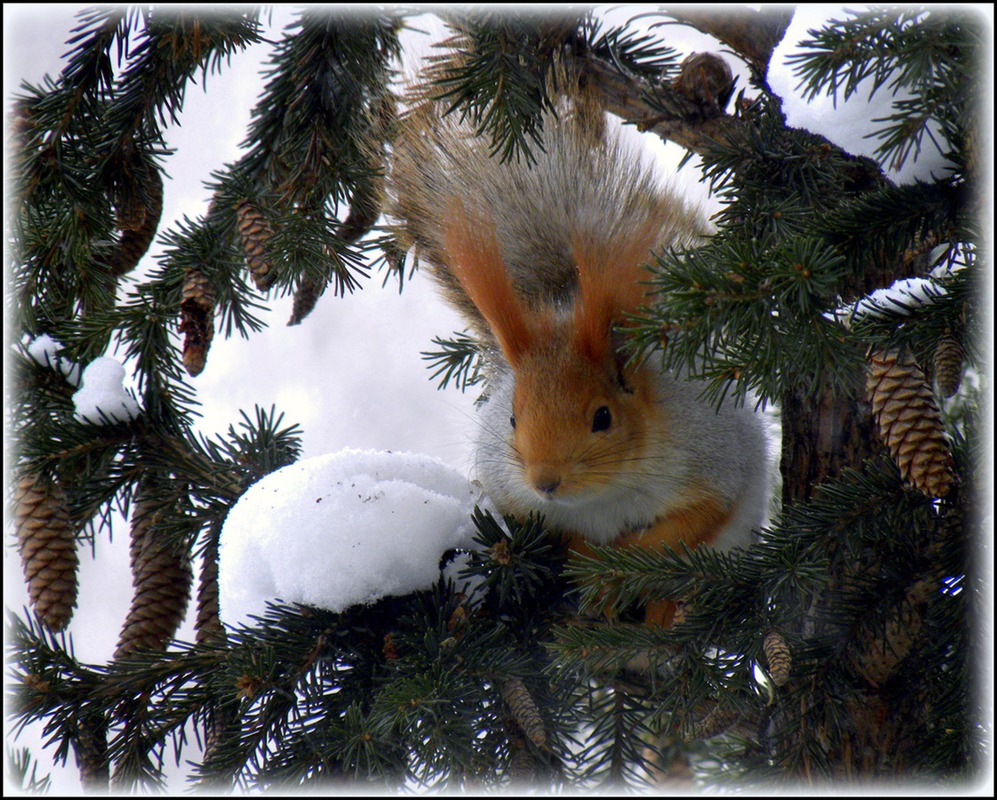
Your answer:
[6,6,987,793]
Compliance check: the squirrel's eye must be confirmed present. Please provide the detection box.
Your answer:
[510,414,516,430]
[592,406,612,433]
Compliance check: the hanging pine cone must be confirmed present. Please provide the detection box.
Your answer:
[867,347,954,498]
[236,199,277,291]
[13,473,79,631]
[847,579,933,688]
[109,167,163,277]
[502,678,546,748]
[288,275,323,327]
[507,737,536,785]
[113,175,149,233]
[687,702,741,741]
[179,268,215,376]
[962,116,978,186]
[114,493,193,658]
[933,329,964,398]
[76,712,110,789]
[763,630,792,687]
[195,534,225,645]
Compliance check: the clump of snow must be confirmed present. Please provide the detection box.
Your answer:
[849,276,948,320]
[218,449,483,627]
[72,357,142,423]
[24,334,81,385]
[769,7,954,185]
[826,275,949,329]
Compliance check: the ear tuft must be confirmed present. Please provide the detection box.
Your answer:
[442,199,538,367]
[571,214,661,367]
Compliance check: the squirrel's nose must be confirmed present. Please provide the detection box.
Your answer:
[528,467,562,499]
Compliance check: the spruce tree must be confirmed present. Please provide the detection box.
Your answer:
[5,5,989,793]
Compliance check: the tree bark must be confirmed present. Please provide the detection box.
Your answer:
[780,376,879,505]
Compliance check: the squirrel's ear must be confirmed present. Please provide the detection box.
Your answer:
[443,199,537,368]
[571,216,660,367]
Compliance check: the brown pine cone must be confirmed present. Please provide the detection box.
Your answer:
[847,578,933,688]
[236,199,277,291]
[114,495,193,658]
[867,347,954,498]
[288,275,323,327]
[672,52,735,111]
[763,629,792,687]
[933,329,964,398]
[109,167,163,277]
[502,678,546,748]
[14,473,79,631]
[179,269,215,376]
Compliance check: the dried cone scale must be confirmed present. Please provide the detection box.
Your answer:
[13,473,79,631]
[115,493,193,658]
[866,347,954,498]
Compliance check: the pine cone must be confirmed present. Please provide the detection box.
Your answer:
[288,275,323,327]
[179,269,215,376]
[672,52,734,110]
[236,199,277,291]
[340,173,383,246]
[113,178,148,232]
[502,678,546,747]
[76,712,110,789]
[195,535,225,645]
[962,117,978,185]
[847,579,933,688]
[115,494,193,658]
[109,167,163,277]
[933,329,964,398]
[687,702,741,741]
[867,347,954,498]
[507,737,536,785]
[763,630,792,687]
[14,473,79,631]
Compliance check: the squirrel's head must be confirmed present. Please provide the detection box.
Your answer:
[443,199,664,505]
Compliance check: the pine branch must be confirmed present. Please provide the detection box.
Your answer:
[97,10,263,169]
[6,611,108,772]
[787,7,982,172]
[421,333,484,392]
[56,8,137,130]
[424,9,581,164]
[573,51,747,154]
[664,6,795,79]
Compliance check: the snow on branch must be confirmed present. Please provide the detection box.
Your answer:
[218,449,483,627]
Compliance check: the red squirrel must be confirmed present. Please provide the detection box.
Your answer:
[392,105,773,627]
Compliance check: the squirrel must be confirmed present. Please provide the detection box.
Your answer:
[391,103,773,628]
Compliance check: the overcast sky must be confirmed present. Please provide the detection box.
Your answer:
[3,3,986,794]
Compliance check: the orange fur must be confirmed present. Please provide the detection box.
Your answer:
[570,216,661,367]
[442,200,547,367]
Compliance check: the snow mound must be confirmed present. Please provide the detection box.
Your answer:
[73,357,142,423]
[219,448,482,626]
